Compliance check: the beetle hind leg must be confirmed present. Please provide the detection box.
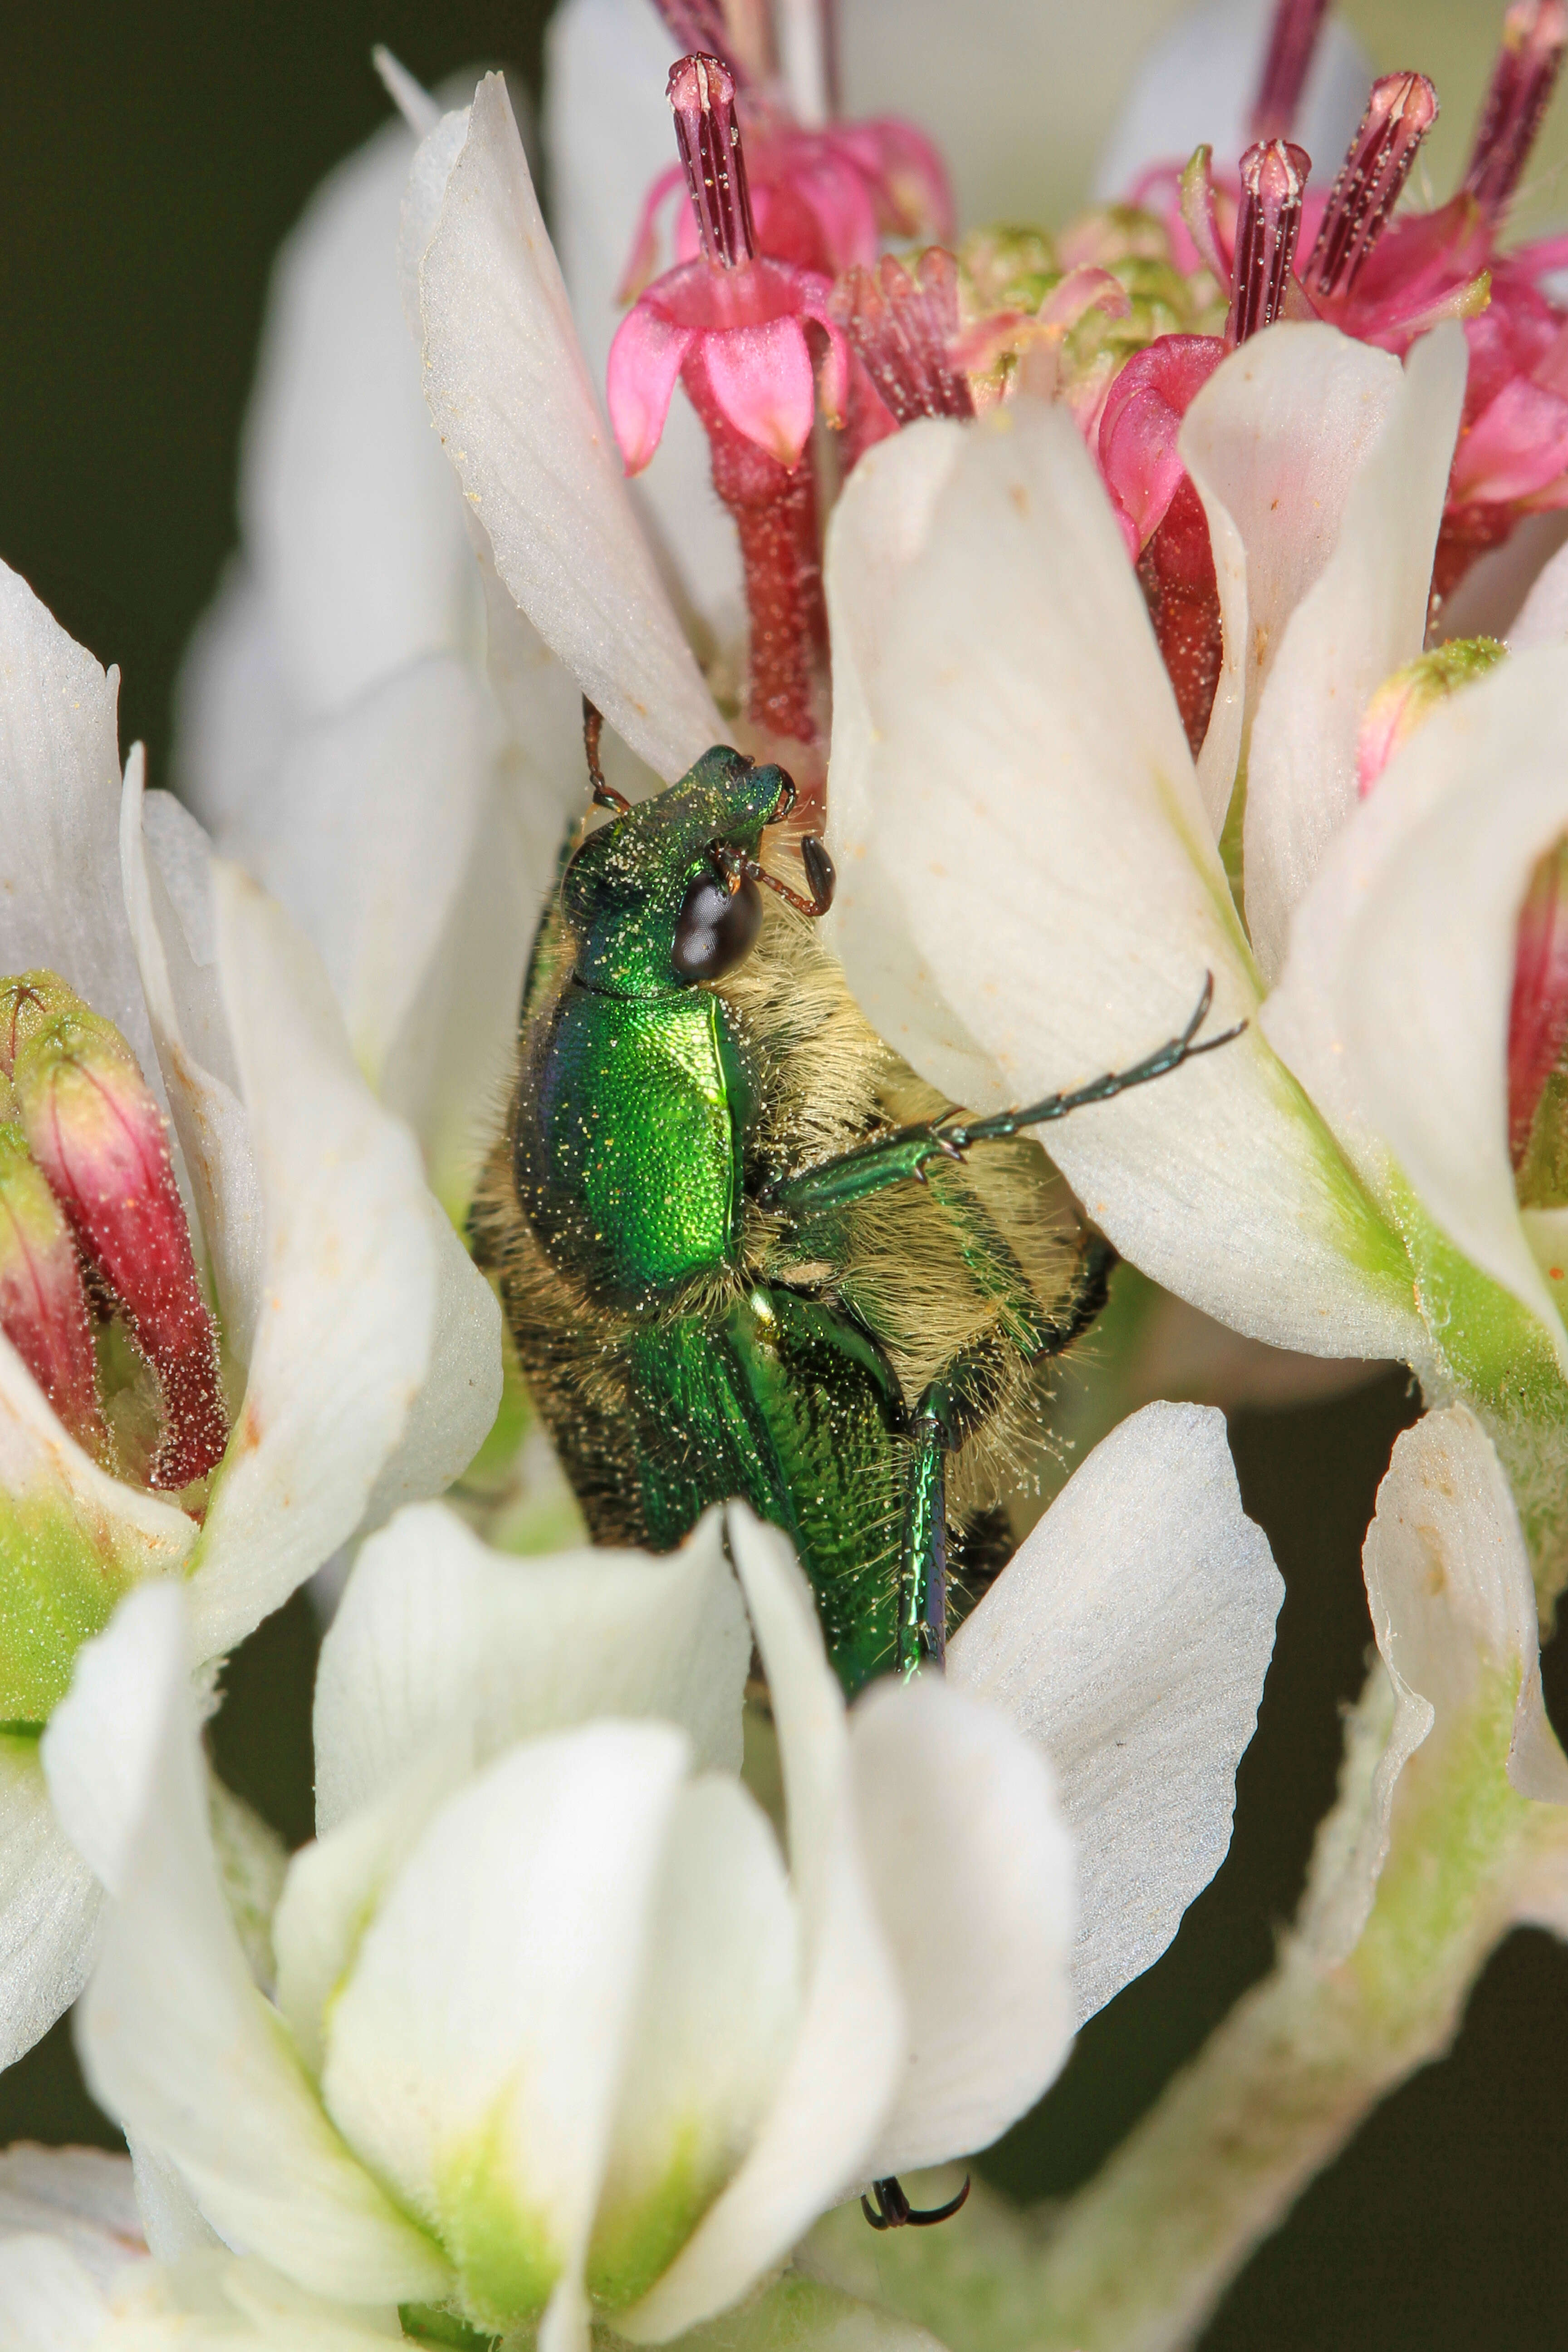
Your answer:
[896,1337,1016,1679]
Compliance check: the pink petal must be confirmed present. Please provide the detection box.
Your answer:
[1097,333,1225,550]
[701,317,818,466]
[1452,376,1568,506]
[606,304,696,475]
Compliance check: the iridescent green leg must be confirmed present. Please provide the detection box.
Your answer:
[896,1344,1008,1679]
[761,972,1242,1218]
[897,1406,950,1680]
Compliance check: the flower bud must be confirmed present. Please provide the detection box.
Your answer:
[0,1120,109,1462]
[0,970,84,1078]
[1356,638,1508,796]
[11,1000,227,1489]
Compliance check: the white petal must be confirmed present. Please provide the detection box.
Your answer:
[0,2237,116,2347]
[825,402,1422,1363]
[1263,647,1568,1380]
[416,72,723,782]
[0,560,153,1079]
[1509,527,1568,648]
[236,117,477,718]
[1182,324,1404,841]
[274,1738,474,2079]
[853,1675,1076,2175]
[545,0,745,646]
[130,2137,223,2263]
[1208,323,1465,981]
[42,1585,448,2304]
[172,562,296,840]
[314,1502,748,1833]
[1093,0,1372,199]
[1307,1405,1568,1964]
[0,1328,196,1724]
[187,865,500,1660]
[619,1512,906,2345]
[590,1775,801,2310]
[0,2146,142,2289]
[121,762,263,1362]
[950,1401,1282,2024]
[223,657,500,1098]
[0,1737,101,2069]
[320,1723,690,2333]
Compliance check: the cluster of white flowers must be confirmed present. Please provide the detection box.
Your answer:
[4,0,1568,2346]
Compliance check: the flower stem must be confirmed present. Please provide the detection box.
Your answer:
[804,1666,1561,2352]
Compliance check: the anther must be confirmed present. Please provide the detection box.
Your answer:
[1250,0,1332,141]
[668,52,757,268]
[1227,139,1310,344]
[1302,72,1439,299]
[1463,0,1568,223]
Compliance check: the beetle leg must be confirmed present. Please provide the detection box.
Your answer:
[938,971,1245,1153]
[897,1404,950,1680]
[896,1347,1009,1678]
[761,974,1243,1216]
[861,2175,972,2229]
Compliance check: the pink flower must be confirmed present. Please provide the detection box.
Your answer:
[608,245,847,473]
[605,50,851,748]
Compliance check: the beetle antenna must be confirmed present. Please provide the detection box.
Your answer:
[583,697,631,814]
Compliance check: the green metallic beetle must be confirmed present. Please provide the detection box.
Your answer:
[473,710,1236,1698]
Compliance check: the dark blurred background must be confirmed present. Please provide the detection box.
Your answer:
[3,3,1566,2347]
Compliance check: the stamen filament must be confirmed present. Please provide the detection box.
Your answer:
[1303,72,1439,299]
[668,52,757,267]
[1250,0,1332,140]
[1463,0,1568,223]
[1227,139,1310,343]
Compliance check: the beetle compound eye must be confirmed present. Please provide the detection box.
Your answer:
[671,867,763,982]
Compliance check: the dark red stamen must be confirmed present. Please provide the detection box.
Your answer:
[1303,72,1439,298]
[668,52,757,268]
[1463,0,1568,223]
[830,250,974,425]
[1250,0,1332,140]
[653,1,747,74]
[1228,139,1310,343]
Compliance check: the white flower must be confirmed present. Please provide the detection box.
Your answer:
[813,322,1568,1588]
[0,566,500,2069]
[0,2143,955,2352]
[172,92,589,1217]
[42,1402,1279,2349]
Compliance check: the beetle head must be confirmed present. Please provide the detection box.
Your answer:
[562,742,831,996]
